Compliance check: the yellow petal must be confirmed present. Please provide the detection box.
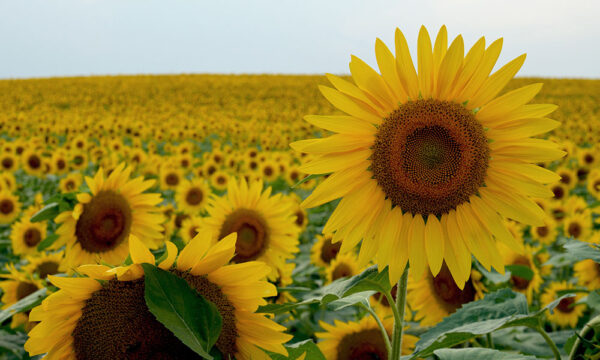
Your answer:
[457,38,503,104]
[325,73,385,115]
[299,149,371,175]
[349,55,396,111]
[424,214,444,276]
[447,36,485,100]
[477,83,543,124]
[158,241,178,270]
[394,28,419,99]
[319,85,383,124]
[129,234,155,265]
[436,35,464,99]
[417,25,434,98]
[479,188,545,226]
[301,165,370,208]
[375,38,408,102]
[408,214,426,281]
[304,114,376,135]
[469,54,527,109]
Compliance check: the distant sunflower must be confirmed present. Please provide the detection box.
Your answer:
[25,234,292,359]
[23,251,66,280]
[288,194,308,232]
[0,191,21,225]
[53,164,164,268]
[59,172,83,193]
[0,265,43,329]
[574,259,600,290]
[202,178,299,280]
[587,170,600,199]
[211,170,230,191]
[10,218,46,256]
[0,152,17,172]
[498,242,543,303]
[530,217,557,245]
[408,263,485,326]
[317,315,417,358]
[326,252,362,284]
[540,282,584,328]
[291,25,562,287]
[159,166,183,190]
[563,212,591,241]
[175,178,210,214]
[260,160,279,182]
[21,149,44,176]
[311,233,342,268]
[180,215,204,244]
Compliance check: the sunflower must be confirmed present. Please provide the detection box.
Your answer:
[587,170,600,200]
[549,182,568,201]
[202,178,299,280]
[291,25,562,287]
[159,166,184,190]
[556,166,577,189]
[0,172,17,193]
[180,215,204,244]
[259,160,279,182]
[317,315,417,358]
[53,164,164,268]
[68,151,88,171]
[574,259,600,290]
[175,178,210,214]
[285,165,303,187]
[407,263,485,326]
[25,233,292,359]
[59,172,83,193]
[311,234,343,268]
[498,242,543,303]
[203,160,219,177]
[540,282,585,328]
[0,152,17,172]
[288,193,308,232]
[211,170,230,191]
[10,218,46,256]
[0,265,44,329]
[0,191,21,225]
[326,252,362,284]
[21,149,44,176]
[530,217,558,245]
[563,212,591,241]
[23,251,66,280]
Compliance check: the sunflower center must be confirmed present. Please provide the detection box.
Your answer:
[371,99,489,216]
[567,222,582,238]
[72,279,204,360]
[432,263,475,312]
[66,180,76,191]
[594,180,600,192]
[2,158,13,169]
[510,256,532,290]
[174,271,239,357]
[332,263,353,281]
[320,237,341,265]
[75,190,132,253]
[536,226,549,237]
[557,297,575,314]
[36,261,60,279]
[337,329,388,360]
[57,159,66,170]
[294,210,304,227]
[0,199,14,214]
[185,188,204,206]
[165,173,179,186]
[23,228,42,247]
[17,282,38,300]
[28,155,41,169]
[218,209,268,262]
[551,185,565,200]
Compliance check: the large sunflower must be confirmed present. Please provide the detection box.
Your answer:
[201,178,299,280]
[25,233,292,359]
[317,315,417,358]
[53,164,164,268]
[291,25,563,287]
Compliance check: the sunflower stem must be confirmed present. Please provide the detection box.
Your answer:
[533,324,561,360]
[360,302,392,356]
[390,265,409,360]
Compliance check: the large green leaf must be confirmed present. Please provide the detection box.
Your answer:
[493,328,573,357]
[268,340,326,360]
[433,348,537,360]
[30,203,59,222]
[0,288,47,324]
[258,265,390,315]
[505,264,534,281]
[545,238,600,266]
[37,233,59,251]
[412,289,574,359]
[142,264,222,359]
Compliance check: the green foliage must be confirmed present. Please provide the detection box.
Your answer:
[433,348,537,360]
[0,288,46,325]
[268,340,326,360]
[142,264,222,360]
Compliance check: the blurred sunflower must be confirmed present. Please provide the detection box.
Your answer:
[59,172,83,193]
[0,265,43,329]
[407,264,485,326]
[259,160,279,182]
[498,242,543,303]
[175,178,210,214]
[25,234,292,360]
[202,178,299,280]
[563,212,591,241]
[10,218,46,256]
[0,152,17,172]
[210,170,230,191]
[540,282,585,328]
[311,233,342,268]
[530,217,557,245]
[326,252,362,283]
[23,251,66,280]
[291,25,562,287]
[21,149,44,176]
[587,170,600,199]
[0,191,21,224]
[574,259,600,290]
[317,316,417,358]
[53,164,164,268]
[159,166,183,190]
[180,215,204,244]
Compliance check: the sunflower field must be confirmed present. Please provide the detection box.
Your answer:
[1,26,600,360]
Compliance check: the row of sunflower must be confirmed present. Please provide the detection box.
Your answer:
[0,26,600,359]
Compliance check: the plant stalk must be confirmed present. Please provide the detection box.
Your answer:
[390,265,409,360]
[534,324,561,360]
[360,302,392,356]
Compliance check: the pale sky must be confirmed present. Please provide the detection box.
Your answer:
[1,0,599,79]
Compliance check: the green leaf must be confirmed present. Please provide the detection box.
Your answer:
[258,265,390,315]
[493,327,573,357]
[545,238,600,266]
[37,233,59,251]
[30,202,59,222]
[433,348,537,360]
[0,330,28,356]
[586,290,600,311]
[0,288,47,324]
[505,264,534,281]
[142,264,222,359]
[268,340,326,360]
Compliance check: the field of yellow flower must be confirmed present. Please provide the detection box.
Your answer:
[1,63,600,358]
